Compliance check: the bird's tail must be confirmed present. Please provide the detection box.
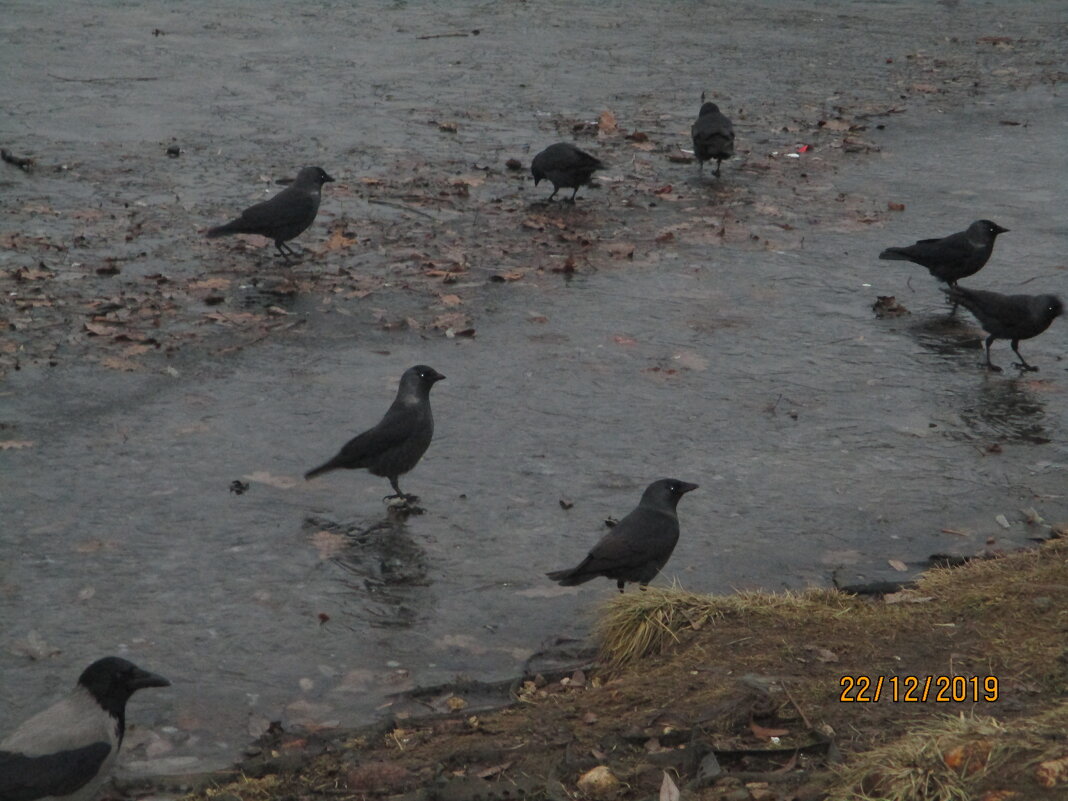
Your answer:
[546,567,593,587]
[304,460,338,481]
[206,220,241,239]
[878,247,911,261]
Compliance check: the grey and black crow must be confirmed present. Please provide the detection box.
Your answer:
[943,286,1062,372]
[879,220,1008,288]
[547,479,698,593]
[531,143,604,202]
[207,166,334,260]
[305,365,445,500]
[691,98,735,177]
[0,657,169,801]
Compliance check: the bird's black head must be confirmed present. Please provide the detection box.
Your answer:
[698,102,721,117]
[642,478,699,509]
[297,166,335,186]
[1042,295,1064,320]
[78,657,169,734]
[405,364,446,390]
[976,219,1009,236]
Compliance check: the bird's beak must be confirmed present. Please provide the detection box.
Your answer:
[679,482,699,494]
[994,224,1009,233]
[533,176,541,186]
[430,370,446,382]
[324,173,336,183]
[129,668,171,690]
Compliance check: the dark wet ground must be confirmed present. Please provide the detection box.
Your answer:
[2,0,1068,783]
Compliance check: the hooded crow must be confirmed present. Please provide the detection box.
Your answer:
[207,166,334,261]
[304,365,445,501]
[547,479,698,593]
[0,657,169,801]
[942,286,1063,372]
[531,143,604,202]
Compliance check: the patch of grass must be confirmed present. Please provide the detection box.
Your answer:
[595,582,854,668]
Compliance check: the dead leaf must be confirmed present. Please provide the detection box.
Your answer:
[446,695,467,711]
[311,530,347,559]
[475,762,512,779]
[659,772,680,801]
[887,201,906,211]
[99,356,140,372]
[598,110,617,134]
[188,277,231,291]
[613,335,637,346]
[605,242,635,259]
[0,440,34,449]
[438,121,458,133]
[750,721,790,740]
[911,83,939,93]
[819,118,852,131]
[84,322,118,337]
[943,740,993,775]
[888,559,908,572]
[439,294,462,307]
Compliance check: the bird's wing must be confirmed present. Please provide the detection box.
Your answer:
[914,230,974,260]
[237,187,314,230]
[336,406,418,462]
[0,743,111,801]
[580,508,677,573]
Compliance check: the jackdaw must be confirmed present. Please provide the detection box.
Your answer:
[943,286,1063,372]
[691,97,735,176]
[0,657,169,801]
[547,479,698,593]
[879,220,1008,287]
[207,166,334,260]
[531,143,604,202]
[304,365,445,500]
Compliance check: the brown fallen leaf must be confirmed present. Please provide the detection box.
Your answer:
[310,530,347,559]
[598,109,617,134]
[887,201,906,211]
[943,740,993,775]
[911,83,939,93]
[99,356,141,372]
[605,242,635,259]
[613,335,637,346]
[750,721,790,740]
[0,440,34,449]
[439,293,462,307]
[888,559,908,572]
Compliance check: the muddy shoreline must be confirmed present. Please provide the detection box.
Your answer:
[3,0,1068,784]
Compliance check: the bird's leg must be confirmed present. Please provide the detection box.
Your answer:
[983,335,1003,372]
[275,241,295,263]
[1010,339,1038,371]
[567,187,579,203]
[547,187,559,202]
[714,160,722,177]
[616,580,625,593]
[385,476,419,503]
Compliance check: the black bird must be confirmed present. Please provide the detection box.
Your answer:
[547,479,698,593]
[943,286,1063,372]
[531,143,604,202]
[206,166,334,260]
[305,365,445,500]
[691,97,735,177]
[879,220,1009,288]
[0,657,169,801]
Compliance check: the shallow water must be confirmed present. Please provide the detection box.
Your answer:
[2,0,1067,780]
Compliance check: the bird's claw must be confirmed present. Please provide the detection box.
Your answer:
[984,363,1003,373]
[1013,362,1038,372]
